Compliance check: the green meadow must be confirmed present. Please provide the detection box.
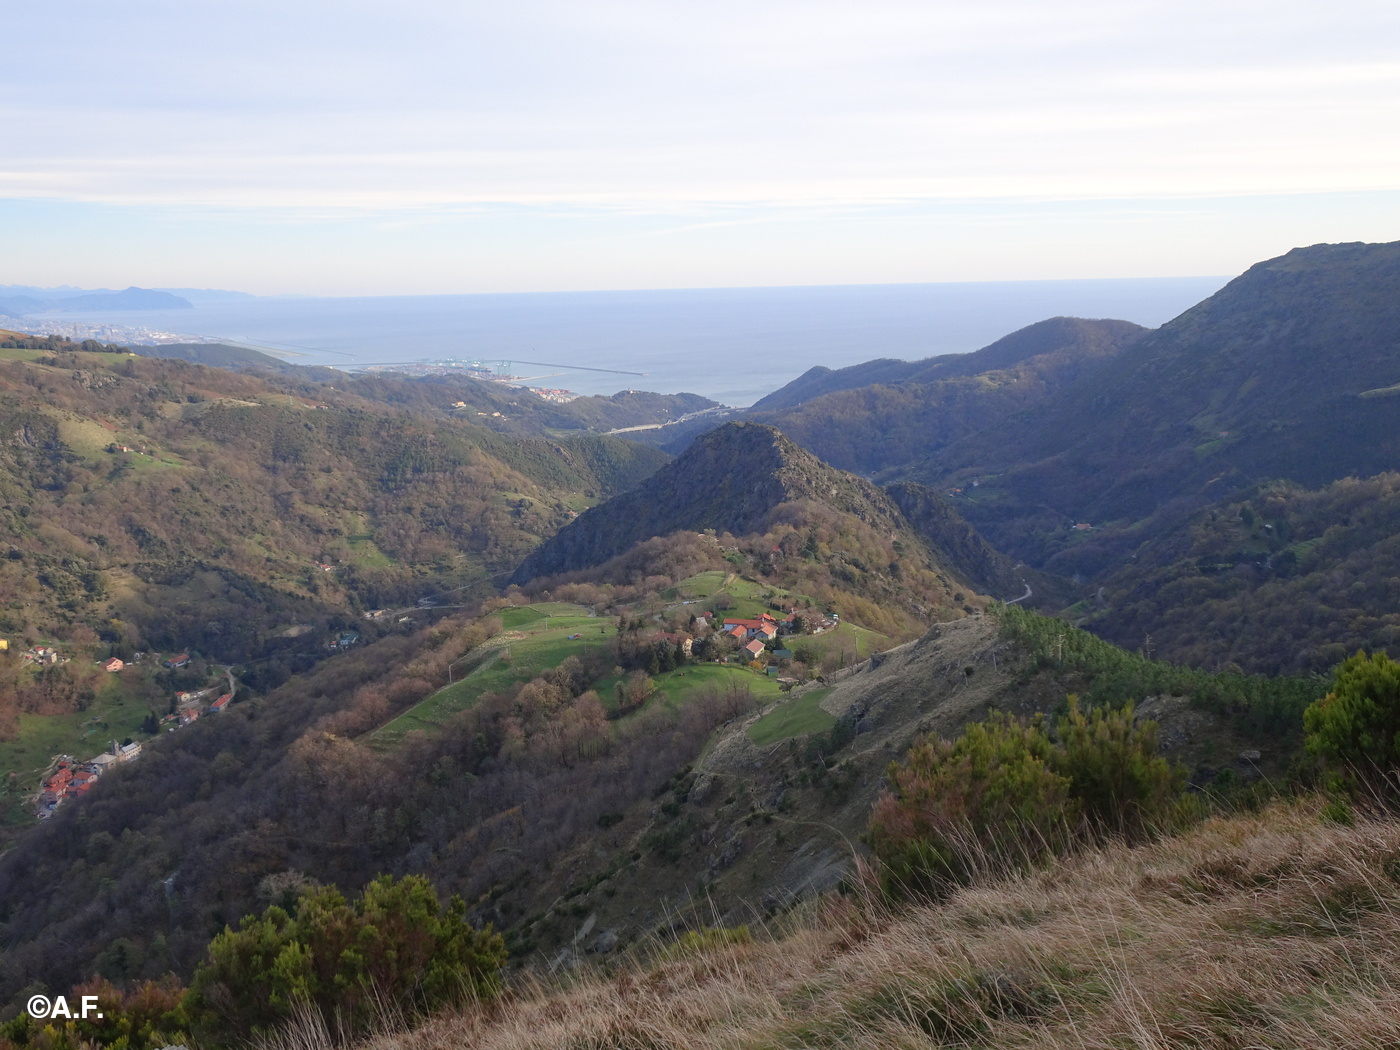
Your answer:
[366,603,616,748]
[747,686,835,746]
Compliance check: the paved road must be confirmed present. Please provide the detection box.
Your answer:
[1005,582,1032,605]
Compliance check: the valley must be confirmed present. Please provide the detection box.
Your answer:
[1,241,1398,1050]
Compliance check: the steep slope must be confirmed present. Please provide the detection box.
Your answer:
[1083,473,1400,674]
[512,422,928,584]
[883,481,1067,605]
[915,241,1400,577]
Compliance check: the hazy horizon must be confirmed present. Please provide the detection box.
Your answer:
[18,274,1230,406]
[4,3,1397,295]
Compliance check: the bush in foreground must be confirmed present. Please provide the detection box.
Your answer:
[187,874,505,1046]
[868,713,1078,897]
[869,702,1186,897]
[1304,649,1400,804]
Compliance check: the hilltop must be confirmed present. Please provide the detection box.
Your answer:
[514,422,965,587]
[512,422,920,583]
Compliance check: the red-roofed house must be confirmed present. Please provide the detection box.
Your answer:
[44,767,74,794]
[743,639,766,660]
[101,657,124,673]
[209,693,232,713]
[164,653,190,669]
[722,617,781,641]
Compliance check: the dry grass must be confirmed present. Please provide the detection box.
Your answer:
[336,801,1400,1049]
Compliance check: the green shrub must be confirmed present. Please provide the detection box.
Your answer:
[868,713,1078,898]
[187,874,505,1045]
[1051,696,1185,840]
[870,701,1191,898]
[1304,650,1400,802]
[0,977,188,1050]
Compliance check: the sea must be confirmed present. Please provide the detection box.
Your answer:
[41,277,1228,407]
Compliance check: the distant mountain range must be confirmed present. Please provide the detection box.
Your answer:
[0,286,192,314]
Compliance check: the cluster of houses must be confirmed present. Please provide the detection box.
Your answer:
[21,645,63,666]
[161,685,234,728]
[675,607,841,671]
[36,741,142,819]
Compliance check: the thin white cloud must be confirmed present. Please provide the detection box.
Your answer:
[2,0,1398,291]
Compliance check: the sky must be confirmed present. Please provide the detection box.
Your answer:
[3,1,1399,295]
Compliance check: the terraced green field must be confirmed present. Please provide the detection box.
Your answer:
[594,662,784,717]
[366,604,615,748]
[367,598,796,749]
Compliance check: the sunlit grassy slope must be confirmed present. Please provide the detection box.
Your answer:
[348,801,1400,1050]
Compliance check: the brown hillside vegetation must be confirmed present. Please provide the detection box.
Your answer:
[337,802,1400,1050]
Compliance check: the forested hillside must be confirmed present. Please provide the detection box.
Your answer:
[0,343,665,661]
[1084,473,1400,673]
[0,585,1326,1011]
[511,422,992,634]
[916,242,1400,576]
[740,317,1146,475]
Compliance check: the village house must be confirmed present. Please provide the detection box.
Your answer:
[163,653,190,669]
[743,639,767,661]
[118,741,142,762]
[209,693,232,713]
[89,753,118,774]
[721,613,781,642]
[101,657,124,673]
[68,769,96,796]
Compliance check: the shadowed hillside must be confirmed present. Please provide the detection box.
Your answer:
[513,422,937,585]
[915,241,1400,578]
